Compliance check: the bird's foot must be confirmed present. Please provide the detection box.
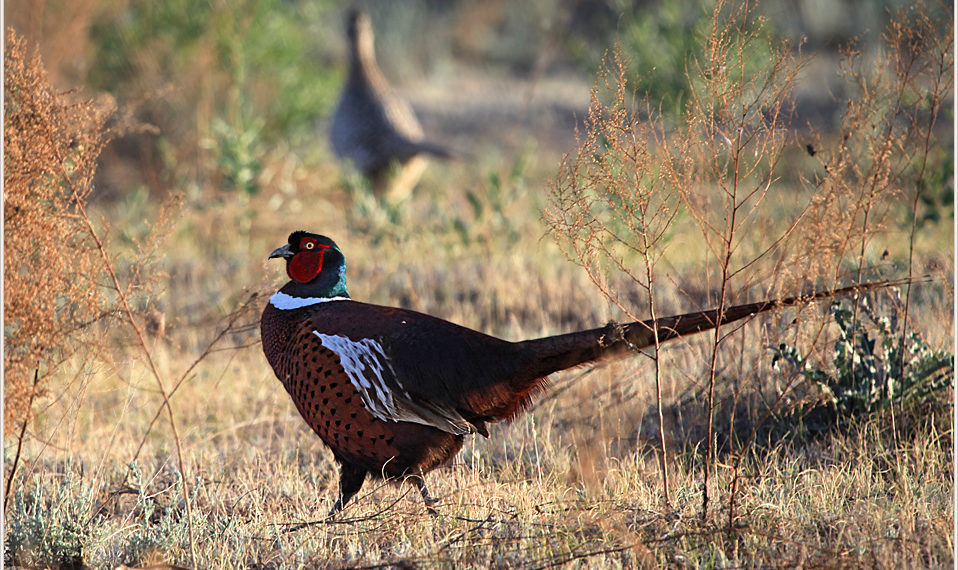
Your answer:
[422,493,439,516]
[415,477,440,513]
[327,500,344,518]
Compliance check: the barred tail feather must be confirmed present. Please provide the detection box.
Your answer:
[516,278,923,381]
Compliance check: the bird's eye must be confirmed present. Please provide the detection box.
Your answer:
[304,242,315,250]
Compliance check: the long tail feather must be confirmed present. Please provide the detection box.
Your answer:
[517,277,926,380]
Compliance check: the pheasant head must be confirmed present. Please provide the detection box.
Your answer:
[268,231,349,302]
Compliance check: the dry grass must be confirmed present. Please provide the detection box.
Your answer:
[4,1,954,568]
[6,341,952,567]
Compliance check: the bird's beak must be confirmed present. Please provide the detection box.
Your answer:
[268,244,293,260]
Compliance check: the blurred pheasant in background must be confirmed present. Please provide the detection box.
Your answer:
[260,231,907,515]
[329,9,453,200]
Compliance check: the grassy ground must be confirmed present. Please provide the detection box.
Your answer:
[5,1,954,568]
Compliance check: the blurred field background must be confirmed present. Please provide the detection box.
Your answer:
[3,0,954,567]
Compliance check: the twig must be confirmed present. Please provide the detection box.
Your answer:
[527,543,637,570]
[4,368,41,512]
[897,14,950,437]
[130,291,262,464]
[639,163,672,508]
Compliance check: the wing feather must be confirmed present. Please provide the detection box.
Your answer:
[308,301,531,432]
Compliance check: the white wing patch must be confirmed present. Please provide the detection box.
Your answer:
[312,331,474,435]
[314,332,402,419]
[270,291,350,310]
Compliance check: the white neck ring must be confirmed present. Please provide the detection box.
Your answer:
[269,291,350,310]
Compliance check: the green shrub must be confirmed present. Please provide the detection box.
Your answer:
[6,470,94,568]
[772,296,953,431]
[86,0,340,197]
[114,462,188,567]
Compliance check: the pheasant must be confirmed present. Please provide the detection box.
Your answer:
[260,231,898,514]
[329,9,452,199]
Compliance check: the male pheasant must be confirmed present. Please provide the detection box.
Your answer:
[260,231,895,514]
[329,9,452,199]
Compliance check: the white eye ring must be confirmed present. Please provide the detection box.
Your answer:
[304,242,315,250]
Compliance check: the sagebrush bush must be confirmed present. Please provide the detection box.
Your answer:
[5,468,94,568]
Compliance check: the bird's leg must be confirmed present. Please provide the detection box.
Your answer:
[413,474,439,514]
[328,463,367,516]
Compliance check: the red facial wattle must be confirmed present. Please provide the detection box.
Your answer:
[287,245,328,283]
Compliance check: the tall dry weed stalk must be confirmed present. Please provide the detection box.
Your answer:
[724,0,953,535]
[665,0,804,521]
[807,2,952,337]
[545,46,682,506]
[796,1,953,288]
